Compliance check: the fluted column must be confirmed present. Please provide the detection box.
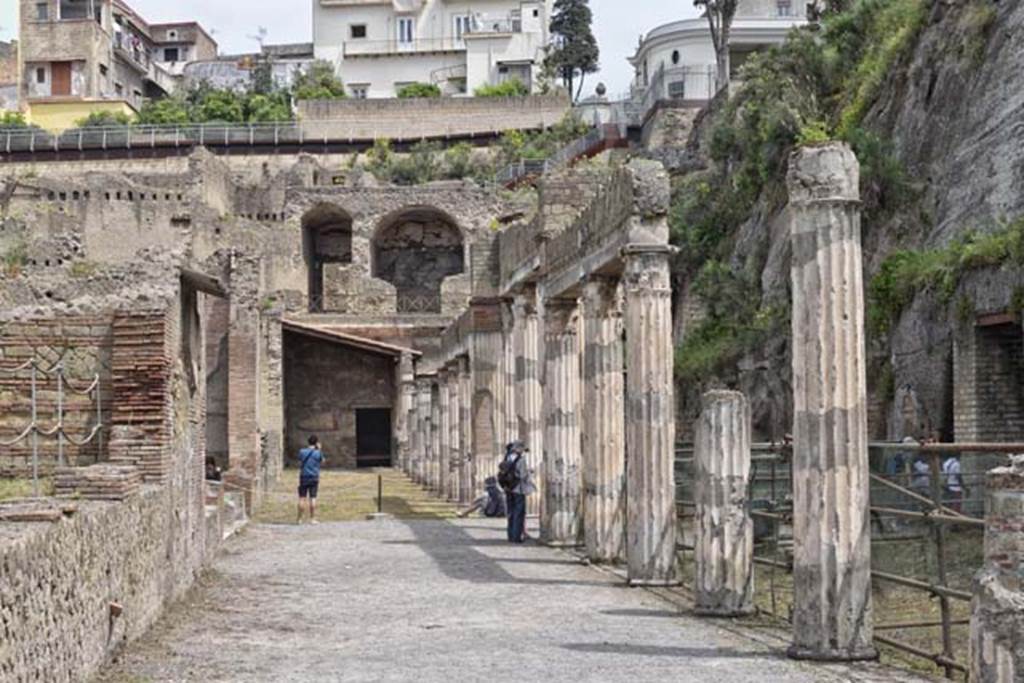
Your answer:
[415,379,432,486]
[787,143,875,661]
[582,276,626,563]
[446,366,460,501]
[541,298,583,546]
[437,369,451,499]
[429,381,440,492]
[694,390,754,616]
[502,301,518,449]
[970,456,1024,683]
[458,356,474,504]
[514,286,544,516]
[623,246,677,585]
[396,353,416,473]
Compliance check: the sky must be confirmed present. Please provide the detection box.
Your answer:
[0,1,700,94]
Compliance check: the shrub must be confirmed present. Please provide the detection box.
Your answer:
[474,79,529,98]
[136,96,191,125]
[76,110,134,128]
[292,60,347,100]
[397,83,442,99]
[0,112,29,129]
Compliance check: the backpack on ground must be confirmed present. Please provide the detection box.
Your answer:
[497,455,521,492]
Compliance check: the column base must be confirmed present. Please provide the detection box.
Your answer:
[786,645,879,662]
[627,577,682,588]
[542,540,583,549]
[693,606,756,618]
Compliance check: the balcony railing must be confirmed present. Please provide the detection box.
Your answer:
[343,38,464,57]
[113,32,151,71]
[638,63,719,120]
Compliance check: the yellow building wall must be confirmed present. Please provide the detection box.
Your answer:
[26,100,137,133]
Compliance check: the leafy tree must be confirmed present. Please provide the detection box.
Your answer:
[693,0,738,92]
[245,93,293,122]
[292,60,347,100]
[474,79,530,98]
[249,56,277,96]
[396,82,442,99]
[76,110,134,128]
[195,89,246,123]
[546,0,599,102]
[136,96,191,125]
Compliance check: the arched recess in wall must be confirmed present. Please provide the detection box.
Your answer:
[302,203,353,312]
[372,206,465,314]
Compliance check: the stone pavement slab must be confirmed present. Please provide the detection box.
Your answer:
[95,518,930,683]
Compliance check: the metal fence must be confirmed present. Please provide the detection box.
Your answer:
[637,63,719,123]
[0,359,104,497]
[495,124,622,187]
[675,440,1015,680]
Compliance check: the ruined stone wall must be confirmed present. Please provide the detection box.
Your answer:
[282,330,397,469]
[0,290,213,683]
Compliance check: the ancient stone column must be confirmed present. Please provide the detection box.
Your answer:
[623,246,677,585]
[514,287,544,516]
[541,298,583,546]
[458,356,474,504]
[395,353,416,473]
[502,300,518,448]
[437,369,451,499]
[429,382,441,493]
[970,456,1024,682]
[446,366,460,502]
[694,390,754,616]
[787,143,875,661]
[582,276,626,563]
[415,379,432,486]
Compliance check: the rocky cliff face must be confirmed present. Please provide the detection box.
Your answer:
[665,0,1024,442]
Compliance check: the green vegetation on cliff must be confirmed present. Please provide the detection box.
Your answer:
[867,218,1024,333]
[672,0,928,381]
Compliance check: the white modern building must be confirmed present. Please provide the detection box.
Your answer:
[312,0,553,98]
[629,0,807,108]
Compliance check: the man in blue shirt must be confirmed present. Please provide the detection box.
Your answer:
[297,435,325,524]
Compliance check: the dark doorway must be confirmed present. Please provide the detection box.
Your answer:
[356,408,392,468]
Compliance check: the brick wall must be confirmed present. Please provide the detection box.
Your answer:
[953,321,1024,512]
[0,316,114,475]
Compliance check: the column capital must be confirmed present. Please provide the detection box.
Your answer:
[786,142,861,206]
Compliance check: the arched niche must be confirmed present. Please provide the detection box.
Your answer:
[302,203,353,311]
[372,206,464,314]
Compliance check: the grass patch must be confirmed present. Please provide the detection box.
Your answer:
[255,469,458,524]
[0,477,54,501]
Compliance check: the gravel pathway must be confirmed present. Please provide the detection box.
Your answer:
[96,517,929,683]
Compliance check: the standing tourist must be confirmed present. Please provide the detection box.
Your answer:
[498,441,535,543]
[298,435,325,524]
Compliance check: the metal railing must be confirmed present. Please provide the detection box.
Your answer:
[638,63,719,122]
[0,359,104,497]
[674,439,1018,680]
[495,123,623,187]
[344,37,465,57]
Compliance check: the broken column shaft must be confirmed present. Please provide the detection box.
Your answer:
[581,276,626,562]
[623,246,677,585]
[970,456,1024,682]
[694,390,754,616]
[514,287,544,516]
[787,142,875,661]
[541,297,582,546]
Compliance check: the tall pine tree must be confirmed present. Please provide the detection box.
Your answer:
[546,0,599,102]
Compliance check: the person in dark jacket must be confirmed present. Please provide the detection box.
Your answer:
[457,476,507,518]
[500,441,535,543]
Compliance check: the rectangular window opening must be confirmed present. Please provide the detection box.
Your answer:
[350,24,367,39]
[36,3,49,20]
[397,17,414,44]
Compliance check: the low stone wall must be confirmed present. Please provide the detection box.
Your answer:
[297,95,571,141]
[0,484,222,683]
